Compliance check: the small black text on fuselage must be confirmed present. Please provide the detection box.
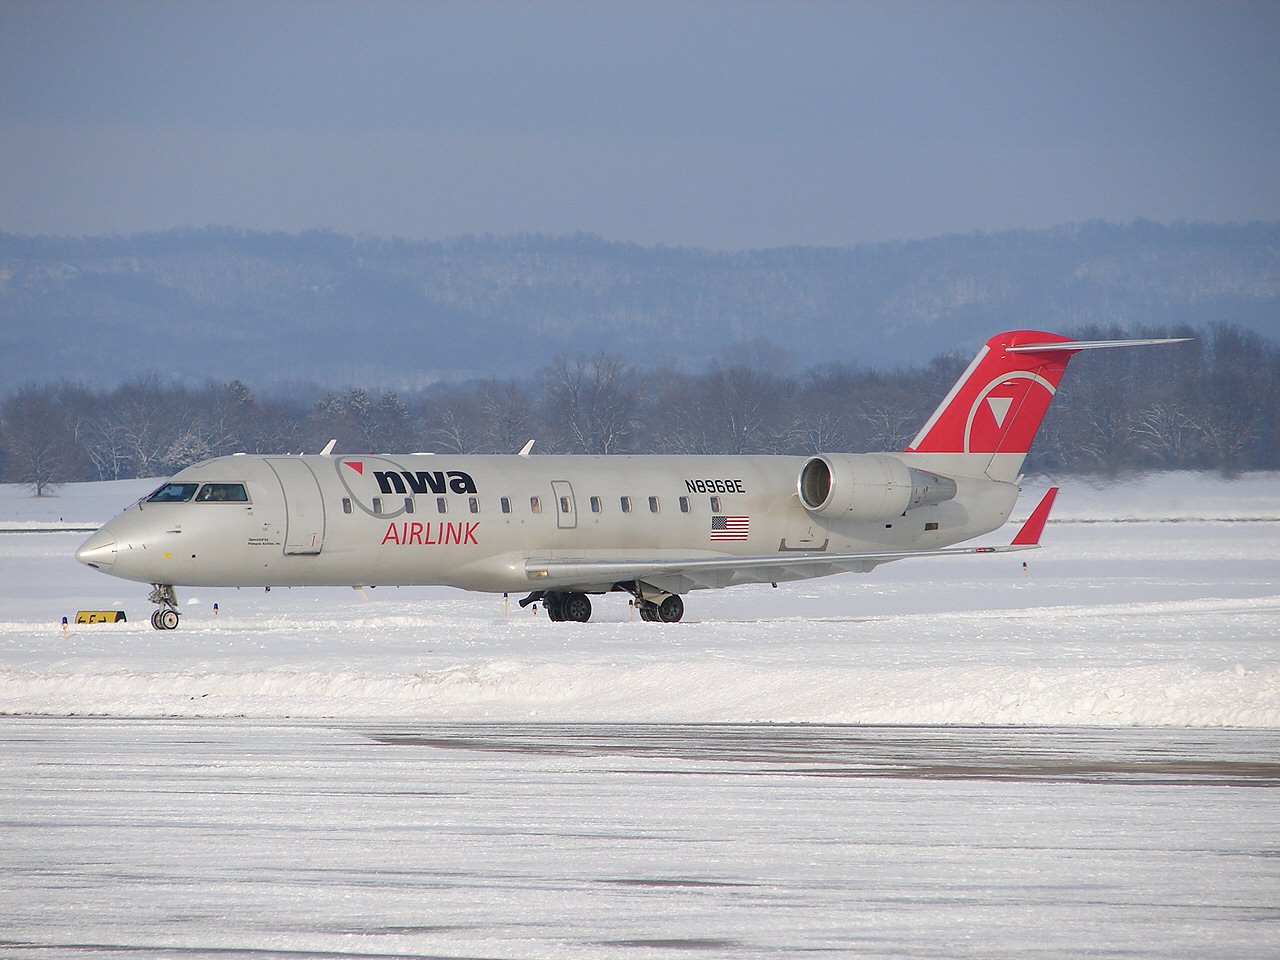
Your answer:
[685,478,745,494]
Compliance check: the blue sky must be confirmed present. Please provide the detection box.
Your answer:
[2,0,1276,249]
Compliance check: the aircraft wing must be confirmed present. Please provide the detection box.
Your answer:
[526,488,1058,593]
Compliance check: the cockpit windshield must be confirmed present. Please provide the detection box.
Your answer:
[195,483,249,502]
[146,482,200,503]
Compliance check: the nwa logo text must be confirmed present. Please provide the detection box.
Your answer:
[374,470,477,496]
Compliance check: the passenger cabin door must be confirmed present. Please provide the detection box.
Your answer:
[551,480,576,530]
[267,458,326,555]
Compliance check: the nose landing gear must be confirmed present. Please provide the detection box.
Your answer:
[148,584,180,630]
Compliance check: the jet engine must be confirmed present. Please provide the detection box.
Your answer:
[797,454,957,522]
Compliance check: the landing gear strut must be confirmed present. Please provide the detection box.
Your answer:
[148,584,180,630]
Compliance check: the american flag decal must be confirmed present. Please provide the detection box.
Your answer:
[710,515,749,541]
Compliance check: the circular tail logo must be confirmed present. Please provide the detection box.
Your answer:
[964,373,1056,453]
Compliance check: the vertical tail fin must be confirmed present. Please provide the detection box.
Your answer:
[904,330,1189,482]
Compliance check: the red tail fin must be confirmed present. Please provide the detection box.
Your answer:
[904,329,1190,482]
[905,330,1078,460]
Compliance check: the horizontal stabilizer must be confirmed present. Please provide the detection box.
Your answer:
[1007,337,1192,353]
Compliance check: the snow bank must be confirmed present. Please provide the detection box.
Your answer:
[5,645,1276,727]
[0,477,157,529]
[1020,471,1280,522]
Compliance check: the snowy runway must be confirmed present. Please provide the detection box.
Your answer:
[3,719,1278,959]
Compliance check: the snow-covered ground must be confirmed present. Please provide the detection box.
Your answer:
[3,473,1278,959]
[3,718,1276,960]
[1,473,1277,725]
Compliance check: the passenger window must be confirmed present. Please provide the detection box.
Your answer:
[620,496,633,513]
[560,496,572,514]
[501,496,512,514]
[531,496,542,514]
[649,496,660,513]
[146,483,199,503]
[679,496,690,513]
[372,497,383,514]
[710,496,722,512]
[590,496,602,513]
[437,497,447,514]
[404,498,415,514]
[342,498,352,515]
[469,496,480,514]
[195,483,249,503]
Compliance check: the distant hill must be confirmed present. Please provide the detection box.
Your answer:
[2,221,1277,388]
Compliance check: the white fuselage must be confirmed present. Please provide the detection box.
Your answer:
[76,452,1019,594]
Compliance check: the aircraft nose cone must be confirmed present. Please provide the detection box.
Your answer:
[76,529,117,570]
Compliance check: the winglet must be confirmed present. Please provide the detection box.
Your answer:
[1011,487,1059,546]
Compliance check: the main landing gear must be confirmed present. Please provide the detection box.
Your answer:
[637,594,684,623]
[518,589,685,624]
[535,591,593,622]
[148,584,180,630]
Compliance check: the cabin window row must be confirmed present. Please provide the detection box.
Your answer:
[343,493,725,516]
[507,494,707,515]
[346,495,483,515]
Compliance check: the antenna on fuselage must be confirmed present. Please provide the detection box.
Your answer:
[319,439,337,455]
[518,439,535,457]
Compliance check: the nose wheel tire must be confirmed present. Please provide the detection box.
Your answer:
[151,609,180,630]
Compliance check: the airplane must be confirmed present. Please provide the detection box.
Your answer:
[75,329,1186,629]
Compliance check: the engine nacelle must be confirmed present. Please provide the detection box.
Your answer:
[797,454,957,522]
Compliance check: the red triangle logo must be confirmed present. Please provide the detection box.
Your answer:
[343,461,364,475]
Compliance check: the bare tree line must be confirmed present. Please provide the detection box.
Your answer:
[2,323,1275,495]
